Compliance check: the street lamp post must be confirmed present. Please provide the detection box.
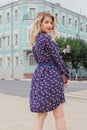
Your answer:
[11,1,14,78]
[59,45,71,54]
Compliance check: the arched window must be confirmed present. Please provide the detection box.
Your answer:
[62,16,65,26]
[55,13,58,23]
[7,56,10,67]
[14,33,18,46]
[0,37,2,48]
[80,23,83,31]
[75,20,77,29]
[7,12,10,23]
[85,24,87,33]
[15,55,18,66]
[7,35,10,47]
[29,8,36,20]
[0,15,2,25]
[28,53,37,66]
[69,18,71,25]
[15,10,18,21]
[0,57,2,67]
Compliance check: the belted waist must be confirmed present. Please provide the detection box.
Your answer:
[38,63,56,67]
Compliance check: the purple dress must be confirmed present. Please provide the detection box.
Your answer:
[30,32,69,112]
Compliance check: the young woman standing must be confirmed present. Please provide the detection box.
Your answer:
[29,12,69,130]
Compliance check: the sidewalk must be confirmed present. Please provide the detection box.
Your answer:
[0,93,87,130]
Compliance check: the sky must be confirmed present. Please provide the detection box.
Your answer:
[0,0,87,17]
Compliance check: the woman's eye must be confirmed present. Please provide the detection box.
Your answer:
[45,21,52,24]
[45,21,49,24]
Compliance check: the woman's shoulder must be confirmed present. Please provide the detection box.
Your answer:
[37,32,51,43]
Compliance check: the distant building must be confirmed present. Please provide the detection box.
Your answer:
[0,0,87,79]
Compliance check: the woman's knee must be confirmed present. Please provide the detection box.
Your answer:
[37,112,48,120]
[53,104,64,120]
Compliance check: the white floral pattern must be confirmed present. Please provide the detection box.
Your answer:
[30,32,69,112]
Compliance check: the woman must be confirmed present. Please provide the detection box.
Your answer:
[29,12,69,130]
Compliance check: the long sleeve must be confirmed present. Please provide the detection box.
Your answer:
[45,36,69,79]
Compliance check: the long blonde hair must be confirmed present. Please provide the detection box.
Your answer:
[29,12,58,46]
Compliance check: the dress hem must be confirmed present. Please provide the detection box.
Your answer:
[30,100,65,113]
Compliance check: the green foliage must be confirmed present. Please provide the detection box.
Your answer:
[56,37,87,71]
[78,39,87,69]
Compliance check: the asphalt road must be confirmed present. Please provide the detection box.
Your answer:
[0,80,87,98]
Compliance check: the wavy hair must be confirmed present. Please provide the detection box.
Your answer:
[29,12,58,46]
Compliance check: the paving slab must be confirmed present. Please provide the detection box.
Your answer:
[0,93,87,130]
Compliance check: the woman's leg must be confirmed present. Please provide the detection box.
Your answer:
[32,112,47,130]
[53,104,67,130]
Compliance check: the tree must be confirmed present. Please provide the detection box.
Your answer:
[56,37,87,79]
[78,39,87,70]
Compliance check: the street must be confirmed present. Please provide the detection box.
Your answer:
[0,80,87,98]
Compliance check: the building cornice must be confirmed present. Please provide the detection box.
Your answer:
[0,0,87,19]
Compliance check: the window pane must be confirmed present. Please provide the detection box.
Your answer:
[0,37,2,48]
[0,58,2,67]
[15,10,18,21]
[0,15,2,25]
[29,8,36,19]
[7,13,10,23]
[14,34,18,46]
[29,54,36,65]
[15,56,18,66]
[7,35,10,47]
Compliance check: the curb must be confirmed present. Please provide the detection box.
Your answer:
[65,90,87,101]
[0,78,31,81]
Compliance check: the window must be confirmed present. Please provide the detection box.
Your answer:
[7,12,10,23]
[75,20,77,29]
[28,29,31,40]
[62,16,65,26]
[0,15,2,25]
[29,8,36,19]
[69,18,71,25]
[85,24,87,33]
[29,54,36,65]
[15,55,18,66]
[7,35,10,47]
[80,23,83,31]
[55,13,58,23]
[15,10,18,21]
[7,56,10,67]
[0,37,2,48]
[14,33,18,46]
[0,57,2,67]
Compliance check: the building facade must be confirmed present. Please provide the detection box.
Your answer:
[0,0,87,79]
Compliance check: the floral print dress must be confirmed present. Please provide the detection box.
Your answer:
[30,32,69,112]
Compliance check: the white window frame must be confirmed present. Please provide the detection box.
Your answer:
[85,24,87,33]
[7,56,10,67]
[0,15,2,26]
[28,6,38,20]
[7,12,10,24]
[62,15,65,26]
[75,20,78,30]
[6,34,10,47]
[14,9,18,22]
[28,53,36,66]
[55,13,58,23]
[0,36,2,48]
[69,18,72,26]
[0,56,2,67]
[14,32,18,46]
[15,54,19,66]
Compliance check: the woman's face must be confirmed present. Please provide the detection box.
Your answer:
[41,16,53,34]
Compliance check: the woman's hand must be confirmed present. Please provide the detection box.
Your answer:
[62,74,69,88]
[63,80,69,88]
